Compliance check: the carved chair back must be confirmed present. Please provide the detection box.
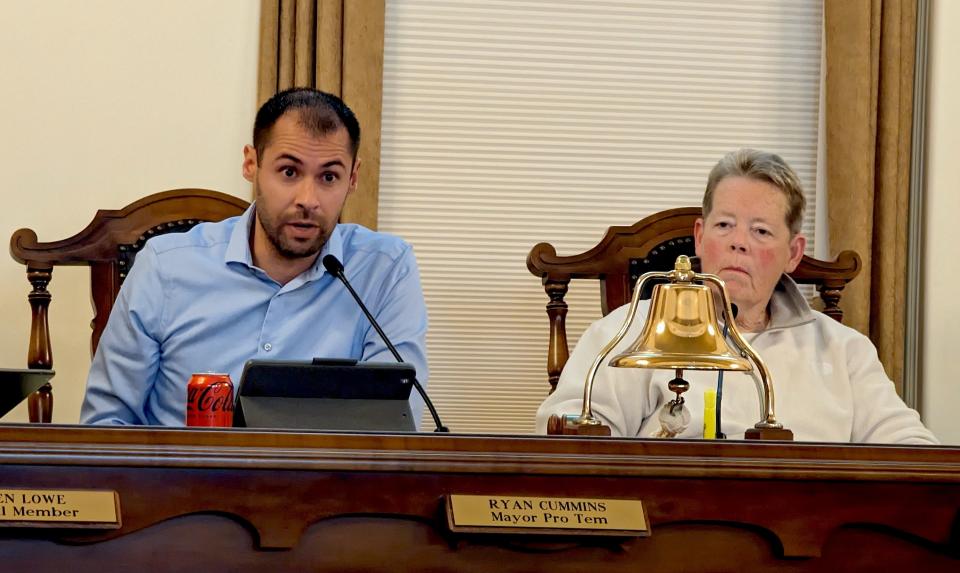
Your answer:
[526,207,862,393]
[9,189,250,422]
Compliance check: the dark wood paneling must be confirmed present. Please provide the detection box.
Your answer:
[0,425,957,571]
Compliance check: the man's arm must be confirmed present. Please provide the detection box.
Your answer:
[80,246,165,425]
[359,244,430,423]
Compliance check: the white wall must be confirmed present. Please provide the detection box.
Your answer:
[0,1,260,423]
[921,0,960,444]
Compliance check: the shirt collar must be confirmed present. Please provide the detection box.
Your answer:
[224,203,345,282]
[302,219,345,282]
[224,205,257,266]
[767,274,816,329]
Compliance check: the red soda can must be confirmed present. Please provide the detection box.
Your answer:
[186,373,234,427]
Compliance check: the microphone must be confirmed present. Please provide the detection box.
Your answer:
[715,303,738,440]
[322,254,449,432]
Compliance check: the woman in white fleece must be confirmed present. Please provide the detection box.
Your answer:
[537,149,938,444]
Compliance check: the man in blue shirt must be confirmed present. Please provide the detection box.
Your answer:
[81,88,429,426]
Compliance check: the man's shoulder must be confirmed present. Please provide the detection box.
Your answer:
[337,224,412,262]
[142,216,238,257]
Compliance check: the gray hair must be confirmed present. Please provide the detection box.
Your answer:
[702,148,806,235]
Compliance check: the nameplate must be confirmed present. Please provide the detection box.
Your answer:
[0,489,120,528]
[447,494,648,536]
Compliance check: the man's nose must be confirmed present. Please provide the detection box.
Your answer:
[293,179,321,210]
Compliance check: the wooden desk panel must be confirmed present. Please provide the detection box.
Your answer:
[0,425,957,572]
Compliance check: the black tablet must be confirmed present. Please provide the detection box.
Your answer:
[0,369,55,418]
[233,358,417,432]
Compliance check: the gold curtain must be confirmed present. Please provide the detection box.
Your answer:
[825,0,917,392]
[257,0,385,230]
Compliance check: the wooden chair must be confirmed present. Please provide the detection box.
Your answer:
[526,207,862,393]
[9,189,250,422]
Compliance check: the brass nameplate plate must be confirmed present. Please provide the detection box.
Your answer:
[0,489,120,528]
[447,495,648,536]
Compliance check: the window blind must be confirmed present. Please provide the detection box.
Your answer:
[380,0,823,434]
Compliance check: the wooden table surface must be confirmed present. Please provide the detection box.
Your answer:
[0,424,957,572]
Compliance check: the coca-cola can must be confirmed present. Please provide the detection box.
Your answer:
[186,373,234,427]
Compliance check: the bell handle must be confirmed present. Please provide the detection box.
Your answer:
[575,270,672,426]
[698,273,782,430]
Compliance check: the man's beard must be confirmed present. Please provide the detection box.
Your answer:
[255,191,331,260]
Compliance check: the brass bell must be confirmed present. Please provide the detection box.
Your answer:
[558,255,792,440]
[609,281,751,372]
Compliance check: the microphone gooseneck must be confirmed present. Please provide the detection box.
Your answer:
[322,255,449,432]
[715,303,738,440]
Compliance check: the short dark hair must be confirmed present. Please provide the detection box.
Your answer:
[253,87,361,163]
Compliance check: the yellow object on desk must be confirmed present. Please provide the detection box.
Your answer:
[703,388,717,439]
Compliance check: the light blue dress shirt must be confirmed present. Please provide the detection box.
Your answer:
[80,205,429,427]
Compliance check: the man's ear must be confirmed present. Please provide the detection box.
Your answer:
[785,232,807,273]
[348,157,362,194]
[693,218,705,257]
[242,144,258,183]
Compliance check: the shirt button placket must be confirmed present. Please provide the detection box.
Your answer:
[260,292,281,356]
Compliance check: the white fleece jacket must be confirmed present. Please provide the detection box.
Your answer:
[536,277,938,444]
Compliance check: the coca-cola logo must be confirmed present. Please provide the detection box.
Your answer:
[188,384,234,412]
